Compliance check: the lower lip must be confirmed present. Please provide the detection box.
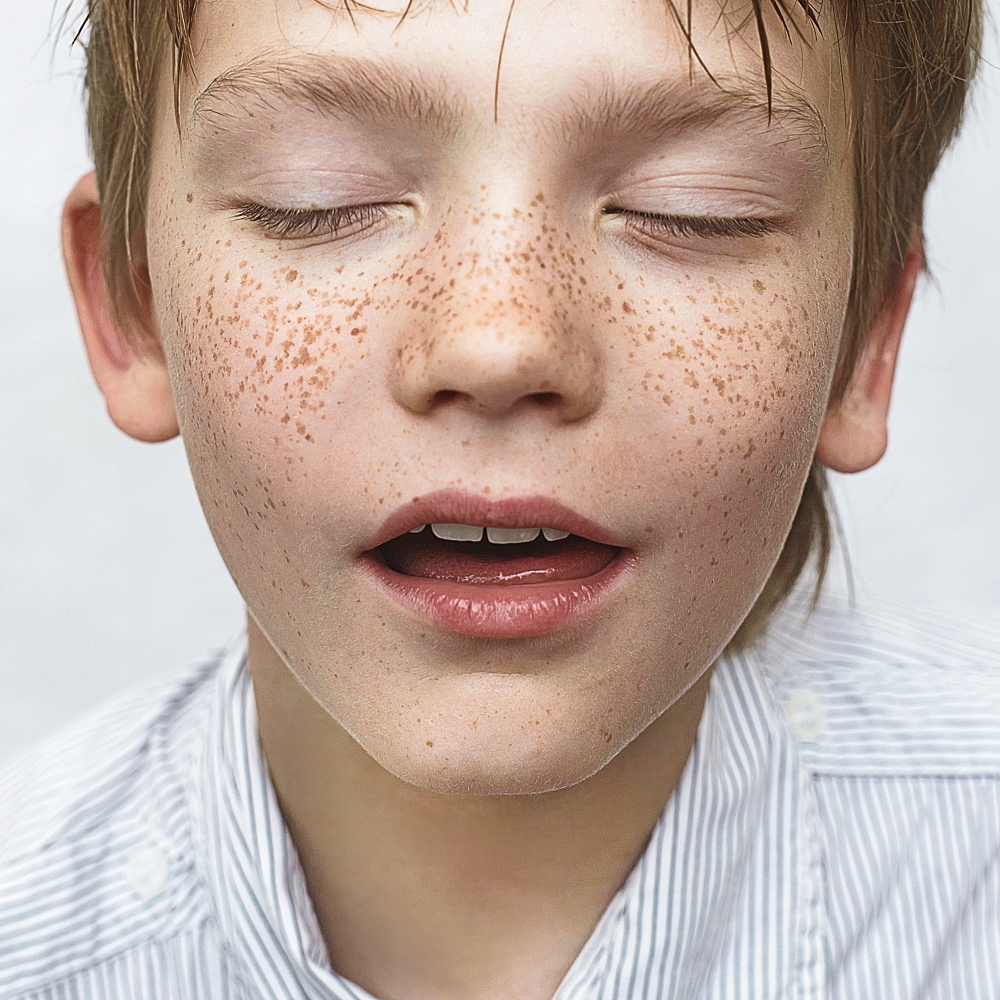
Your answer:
[357,548,638,639]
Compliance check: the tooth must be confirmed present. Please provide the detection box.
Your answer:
[486,527,541,544]
[431,523,484,542]
[409,525,427,533]
[542,528,570,541]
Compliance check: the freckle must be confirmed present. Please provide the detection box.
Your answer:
[426,741,434,747]
[286,269,298,283]
[186,192,193,203]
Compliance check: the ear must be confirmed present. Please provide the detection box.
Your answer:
[62,172,179,443]
[815,231,923,474]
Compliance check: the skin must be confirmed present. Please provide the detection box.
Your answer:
[63,0,921,996]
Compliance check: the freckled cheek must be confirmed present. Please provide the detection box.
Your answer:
[620,283,841,548]
[150,253,386,588]
[156,256,378,443]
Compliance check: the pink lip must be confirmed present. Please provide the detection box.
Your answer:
[361,488,630,551]
[356,488,637,639]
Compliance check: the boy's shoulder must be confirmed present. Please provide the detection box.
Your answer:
[0,646,226,997]
[758,592,1000,995]
[764,589,1000,777]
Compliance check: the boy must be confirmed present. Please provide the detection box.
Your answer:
[2,0,999,997]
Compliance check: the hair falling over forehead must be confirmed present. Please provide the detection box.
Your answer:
[69,0,983,656]
[492,0,818,123]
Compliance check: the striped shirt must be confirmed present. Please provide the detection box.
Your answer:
[2,590,999,999]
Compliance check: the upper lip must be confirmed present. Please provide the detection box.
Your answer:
[361,488,629,551]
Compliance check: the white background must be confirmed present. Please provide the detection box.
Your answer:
[2,3,999,761]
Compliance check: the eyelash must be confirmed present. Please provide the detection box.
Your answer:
[232,203,778,243]
[605,209,778,240]
[232,203,393,239]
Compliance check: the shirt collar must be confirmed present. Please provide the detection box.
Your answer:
[191,631,825,1000]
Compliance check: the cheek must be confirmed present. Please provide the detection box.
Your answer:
[616,267,845,575]
[160,264,356,435]
[148,231,386,576]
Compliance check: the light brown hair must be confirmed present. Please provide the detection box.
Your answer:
[71,0,983,654]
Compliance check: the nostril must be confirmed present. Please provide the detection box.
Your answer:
[529,392,561,407]
[429,389,558,408]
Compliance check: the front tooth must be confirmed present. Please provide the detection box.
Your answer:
[486,527,541,544]
[431,523,484,542]
[409,524,427,533]
[542,528,570,541]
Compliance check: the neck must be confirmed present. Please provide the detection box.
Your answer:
[249,619,713,1000]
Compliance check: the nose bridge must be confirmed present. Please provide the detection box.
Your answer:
[391,210,603,421]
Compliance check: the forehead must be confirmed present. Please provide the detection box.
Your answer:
[177,0,847,149]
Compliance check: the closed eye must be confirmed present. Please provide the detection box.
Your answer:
[232,203,397,240]
[232,202,777,245]
[605,209,779,240]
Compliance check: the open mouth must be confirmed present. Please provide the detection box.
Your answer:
[372,523,621,586]
[356,492,637,638]
[357,489,638,639]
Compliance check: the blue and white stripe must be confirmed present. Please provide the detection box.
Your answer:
[2,588,999,999]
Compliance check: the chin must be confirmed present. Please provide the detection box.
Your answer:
[378,727,619,797]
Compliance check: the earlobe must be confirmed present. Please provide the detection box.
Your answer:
[815,233,923,474]
[61,172,179,444]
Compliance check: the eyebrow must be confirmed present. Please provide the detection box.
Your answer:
[188,52,830,165]
[556,75,830,164]
[189,54,468,140]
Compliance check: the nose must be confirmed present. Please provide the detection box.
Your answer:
[390,252,604,423]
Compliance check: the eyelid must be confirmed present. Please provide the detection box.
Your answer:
[232,202,401,241]
[605,208,780,240]
[232,201,779,247]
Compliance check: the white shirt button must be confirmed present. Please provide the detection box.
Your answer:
[784,689,827,742]
[124,844,169,900]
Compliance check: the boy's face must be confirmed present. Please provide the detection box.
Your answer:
[142,0,853,792]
